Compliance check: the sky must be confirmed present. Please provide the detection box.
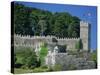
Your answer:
[15,1,97,50]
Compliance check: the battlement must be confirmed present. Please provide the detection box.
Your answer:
[14,34,80,40]
[14,34,80,51]
[80,21,89,27]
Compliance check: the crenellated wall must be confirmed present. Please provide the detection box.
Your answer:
[14,34,80,50]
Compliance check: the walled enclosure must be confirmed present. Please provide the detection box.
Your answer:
[14,21,90,51]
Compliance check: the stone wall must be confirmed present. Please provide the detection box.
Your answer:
[14,34,80,51]
[57,38,80,50]
[45,52,96,70]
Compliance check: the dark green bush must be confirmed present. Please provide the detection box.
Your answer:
[14,46,39,69]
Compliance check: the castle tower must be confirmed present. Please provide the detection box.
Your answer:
[80,21,91,51]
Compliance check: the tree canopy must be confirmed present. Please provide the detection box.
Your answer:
[14,3,80,37]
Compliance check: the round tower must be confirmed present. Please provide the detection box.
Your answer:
[80,21,91,51]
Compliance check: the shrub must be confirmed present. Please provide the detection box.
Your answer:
[90,51,97,67]
[52,64,62,71]
[25,52,38,68]
[90,51,97,61]
[21,65,28,69]
[39,44,48,65]
[14,46,39,69]
[15,63,23,68]
[41,65,48,69]
[68,64,77,70]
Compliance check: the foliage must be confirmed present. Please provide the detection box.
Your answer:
[25,52,38,68]
[14,46,39,68]
[14,68,33,74]
[52,64,62,71]
[39,43,48,65]
[14,66,49,73]
[90,51,97,62]
[14,2,80,37]
[15,47,32,64]
[33,66,49,72]
[68,64,77,70]
[90,50,97,68]
[32,65,62,72]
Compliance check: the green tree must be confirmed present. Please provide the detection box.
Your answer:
[38,19,48,36]
[25,52,38,68]
[15,47,39,68]
[14,3,80,37]
[39,43,48,65]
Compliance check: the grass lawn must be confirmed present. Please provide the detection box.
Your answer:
[14,68,33,74]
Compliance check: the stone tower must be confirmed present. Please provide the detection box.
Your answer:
[80,21,90,51]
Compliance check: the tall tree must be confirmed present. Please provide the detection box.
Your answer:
[14,2,80,37]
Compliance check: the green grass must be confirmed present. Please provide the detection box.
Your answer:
[14,68,33,74]
[90,51,97,62]
[14,66,49,74]
[33,67,49,72]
